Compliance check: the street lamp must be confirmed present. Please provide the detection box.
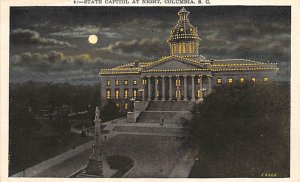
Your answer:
[130,98,136,112]
[138,89,144,101]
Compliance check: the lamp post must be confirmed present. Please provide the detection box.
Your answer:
[130,98,136,112]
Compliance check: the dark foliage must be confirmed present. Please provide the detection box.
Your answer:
[9,81,98,175]
[10,81,101,113]
[100,99,124,122]
[188,81,290,177]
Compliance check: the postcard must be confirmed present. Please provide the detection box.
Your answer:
[0,0,299,182]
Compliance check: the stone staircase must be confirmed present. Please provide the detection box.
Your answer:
[137,111,191,124]
[146,101,195,111]
[111,101,194,136]
[137,101,194,124]
[114,123,183,136]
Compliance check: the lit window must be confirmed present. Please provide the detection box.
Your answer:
[133,80,137,85]
[197,78,201,84]
[106,89,111,99]
[133,89,137,99]
[176,79,181,86]
[115,90,119,99]
[156,79,159,84]
[251,77,256,82]
[156,91,159,97]
[240,78,245,83]
[197,89,201,98]
[264,77,268,82]
[115,80,119,86]
[228,78,233,84]
[174,45,177,54]
[182,43,186,53]
[124,103,128,110]
[217,78,222,84]
[176,90,179,98]
[116,103,119,109]
[189,44,193,53]
[180,27,184,32]
[143,79,147,85]
[179,44,182,53]
[124,89,128,99]
[107,80,110,86]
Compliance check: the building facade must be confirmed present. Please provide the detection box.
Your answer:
[99,8,279,111]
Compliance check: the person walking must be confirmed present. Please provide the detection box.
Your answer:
[161,118,164,126]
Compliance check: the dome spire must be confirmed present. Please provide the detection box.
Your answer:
[178,7,190,21]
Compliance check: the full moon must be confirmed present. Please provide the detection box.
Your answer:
[88,35,98,44]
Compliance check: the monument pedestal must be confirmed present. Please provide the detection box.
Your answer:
[85,157,104,177]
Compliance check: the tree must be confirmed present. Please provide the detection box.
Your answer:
[187,81,290,177]
[100,100,119,122]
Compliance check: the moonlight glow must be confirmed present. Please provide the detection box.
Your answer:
[88,35,98,44]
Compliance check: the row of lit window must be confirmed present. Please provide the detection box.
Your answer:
[217,77,268,84]
[106,89,138,99]
[107,80,137,86]
[115,103,129,110]
[171,43,198,54]
[142,78,203,86]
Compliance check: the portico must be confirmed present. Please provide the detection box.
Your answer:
[142,73,211,101]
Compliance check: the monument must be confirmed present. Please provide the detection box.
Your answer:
[78,107,104,177]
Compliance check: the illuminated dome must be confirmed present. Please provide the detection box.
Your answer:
[167,7,201,58]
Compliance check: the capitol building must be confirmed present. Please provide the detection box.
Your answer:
[99,8,279,111]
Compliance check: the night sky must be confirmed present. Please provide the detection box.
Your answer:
[10,6,291,84]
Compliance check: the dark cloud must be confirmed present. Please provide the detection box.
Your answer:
[10,50,118,74]
[9,6,291,83]
[11,28,75,48]
[10,50,124,84]
[100,38,168,59]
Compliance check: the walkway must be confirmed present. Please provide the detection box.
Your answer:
[33,134,187,178]
[34,149,91,177]
[169,146,199,177]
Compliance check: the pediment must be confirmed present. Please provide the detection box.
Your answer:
[144,57,204,71]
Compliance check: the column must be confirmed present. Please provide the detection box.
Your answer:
[147,76,151,101]
[141,77,145,101]
[169,76,172,101]
[183,75,188,101]
[162,76,165,101]
[154,76,158,101]
[176,76,180,99]
[208,75,212,95]
[199,75,203,101]
[191,75,195,101]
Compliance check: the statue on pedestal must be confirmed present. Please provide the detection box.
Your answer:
[95,107,100,120]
